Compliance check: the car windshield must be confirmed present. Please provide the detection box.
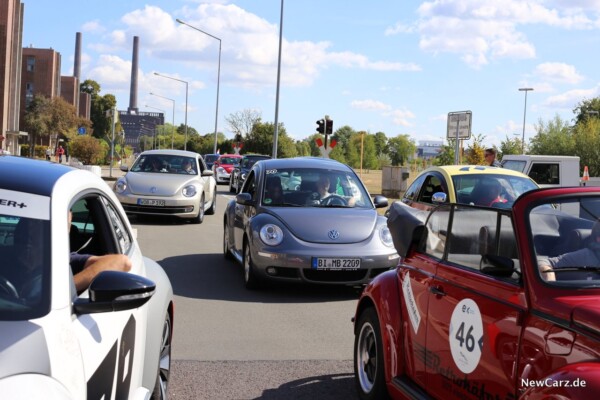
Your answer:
[530,195,600,288]
[204,154,219,163]
[244,157,269,168]
[130,154,197,175]
[0,214,51,320]
[261,167,372,209]
[452,173,538,208]
[219,157,240,165]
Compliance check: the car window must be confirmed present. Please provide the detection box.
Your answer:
[417,175,446,204]
[529,163,560,185]
[531,196,600,287]
[130,154,198,174]
[424,205,450,259]
[403,174,426,203]
[452,174,537,207]
[102,198,132,254]
[241,170,257,199]
[0,213,51,320]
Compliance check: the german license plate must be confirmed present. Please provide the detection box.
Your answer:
[138,199,165,206]
[311,257,361,270]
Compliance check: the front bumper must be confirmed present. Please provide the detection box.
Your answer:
[250,240,399,285]
[215,171,231,183]
[116,193,199,218]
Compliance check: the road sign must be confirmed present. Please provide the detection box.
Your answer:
[447,111,472,140]
[78,127,86,135]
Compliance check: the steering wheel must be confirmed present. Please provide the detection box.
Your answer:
[0,274,19,299]
[320,194,348,206]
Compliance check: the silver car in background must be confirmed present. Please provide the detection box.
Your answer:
[114,150,217,223]
[223,157,397,289]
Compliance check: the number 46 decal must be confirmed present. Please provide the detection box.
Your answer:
[449,299,483,374]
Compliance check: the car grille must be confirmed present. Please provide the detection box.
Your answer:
[122,204,194,215]
[302,269,369,283]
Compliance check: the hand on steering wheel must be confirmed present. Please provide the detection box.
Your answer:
[320,194,348,206]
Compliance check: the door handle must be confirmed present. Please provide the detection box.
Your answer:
[430,286,446,296]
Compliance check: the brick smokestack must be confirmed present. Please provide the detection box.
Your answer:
[74,32,81,79]
[128,36,139,114]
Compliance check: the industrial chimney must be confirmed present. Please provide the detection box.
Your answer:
[128,36,139,114]
[74,32,81,79]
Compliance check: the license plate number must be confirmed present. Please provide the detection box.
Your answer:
[138,199,165,206]
[311,258,361,270]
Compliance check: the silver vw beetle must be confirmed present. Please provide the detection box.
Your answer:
[114,150,217,223]
[223,157,398,289]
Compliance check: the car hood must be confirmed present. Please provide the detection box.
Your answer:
[268,208,378,244]
[217,164,236,173]
[0,321,51,378]
[125,172,199,196]
[571,301,600,336]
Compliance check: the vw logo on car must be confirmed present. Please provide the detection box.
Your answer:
[328,229,340,240]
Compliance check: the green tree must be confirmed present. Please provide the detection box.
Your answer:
[81,79,117,139]
[22,95,51,157]
[373,131,388,156]
[70,135,105,164]
[387,134,416,166]
[464,134,486,165]
[246,121,297,158]
[573,97,600,126]
[572,117,600,176]
[529,115,574,155]
[499,135,523,158]
[433,140,456,166]
[295,140,311,156]
[225,109,261,139]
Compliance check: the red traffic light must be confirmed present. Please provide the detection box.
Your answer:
[325,119,333,135]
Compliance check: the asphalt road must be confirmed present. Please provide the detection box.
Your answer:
[130,187,362,399]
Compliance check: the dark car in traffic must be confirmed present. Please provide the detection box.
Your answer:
[203,153,220,170]
[229,154,271,193]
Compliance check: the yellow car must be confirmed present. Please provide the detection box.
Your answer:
[400,165,539,211]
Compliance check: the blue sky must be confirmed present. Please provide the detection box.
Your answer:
[22,0,600,148]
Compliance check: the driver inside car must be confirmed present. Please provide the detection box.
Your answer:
[308,174,356,206]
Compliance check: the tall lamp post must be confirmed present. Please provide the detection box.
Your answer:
[154,72,188,150]
[519,87,533,154]
[272,0,284,159]
[145,105,165,149]
[177,19,221,155]
[150,92,176,149]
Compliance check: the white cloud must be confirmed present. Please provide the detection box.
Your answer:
[543,85,600,109]
[81,20,105,34]
[351,99,392,111]
[534,62,584,84]
[384,109,416,127]
[384,22,415,35]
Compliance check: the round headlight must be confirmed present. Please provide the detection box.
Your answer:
[379,225,393,247]
[217,167,226,173]
[182,185,197,197]
[241,173,247,180]
[114,179,127,193]
[260,224,284,246]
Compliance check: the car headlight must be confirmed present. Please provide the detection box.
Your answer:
[114,179,127,193]
[217,167,226,173]
[379,225,393,247]
[260,224,284,246]
[241,173,246,180]
[182,185,197,197]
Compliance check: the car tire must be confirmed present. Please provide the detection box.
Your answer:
[192,195,205,224]
[354,307,389,400]
[223,222,233,260]
[243,240,260,290]
[206,193,216,215]
[150,312,172,400]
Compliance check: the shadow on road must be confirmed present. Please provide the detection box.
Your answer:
[256,373,358,400]
[158,252,362,304]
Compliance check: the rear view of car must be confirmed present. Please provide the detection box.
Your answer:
[213,154,242,184]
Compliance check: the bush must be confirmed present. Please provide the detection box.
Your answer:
[70,136,105,164]
[19,144,46,158]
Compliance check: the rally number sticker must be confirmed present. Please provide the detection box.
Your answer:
[449,298,483,374]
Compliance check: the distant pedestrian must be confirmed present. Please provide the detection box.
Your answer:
[56,145,65,163]
[45,147,52,161]
[485,148,501,167]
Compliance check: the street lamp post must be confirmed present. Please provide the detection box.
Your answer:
[145,105,165,149]
[519,87,533,154]
[150,92,176,149]
[154,72,188,150]
[272,0,284,159]
[177,19,221,155]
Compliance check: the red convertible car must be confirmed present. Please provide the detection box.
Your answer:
[353,186,600,399]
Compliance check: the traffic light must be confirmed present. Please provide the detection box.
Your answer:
[316,119,325,134]
[325,119,333,135]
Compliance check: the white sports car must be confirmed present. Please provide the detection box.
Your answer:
[0,155,173,399]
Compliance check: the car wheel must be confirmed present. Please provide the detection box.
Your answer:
[354,307,389,400]
[206,193,216,215]
[229,176,236,193]
[151,312,172,400]
[192,195,205,224]
[243,240,260,290]
[223,222,233,260]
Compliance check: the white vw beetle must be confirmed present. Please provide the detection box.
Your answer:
[0,155,173,399]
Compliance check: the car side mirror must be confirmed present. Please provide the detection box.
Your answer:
[202,170,214,177]
[373,195,389,209]
[120,165,129,172]
[432,192,447,203]
[236,193,254,206]
[73,271,155,314]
